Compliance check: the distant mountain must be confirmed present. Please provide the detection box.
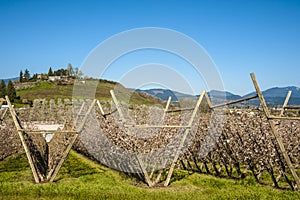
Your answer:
[207,90,242,104]
[135,86,300,106]
[135,88,194,102]
[0,77,19,84]
[244,86,300,106]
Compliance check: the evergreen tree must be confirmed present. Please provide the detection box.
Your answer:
[30,73,38,82]
[6,80,16,102]
[0,80,6,98]
[48,67,53,76]
[24,69,30,81]
[67,63,74,77]
[19,70,23,83]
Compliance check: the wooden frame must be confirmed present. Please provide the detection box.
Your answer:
[5,96,95,183]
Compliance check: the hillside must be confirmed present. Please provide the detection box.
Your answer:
[135,88,194,102]
[1,151,299,200]
[16,79,162,105]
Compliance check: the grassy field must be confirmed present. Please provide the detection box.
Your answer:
[0,151,299,200]
[16,80,162,105]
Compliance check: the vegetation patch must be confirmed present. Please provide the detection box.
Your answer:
[0,151,299,200]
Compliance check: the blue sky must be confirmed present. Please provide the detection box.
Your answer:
[0,0,300,95]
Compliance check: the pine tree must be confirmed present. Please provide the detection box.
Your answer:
[24,69,30,81]
[6,80,16,102]
[0,80,6,98]
[67,63,74,77]
[48,67,53,76]
[19,70,23,83]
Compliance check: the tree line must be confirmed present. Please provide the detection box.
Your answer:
[19,63,83,83]
[0,80,16,102]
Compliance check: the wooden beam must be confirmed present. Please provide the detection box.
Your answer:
[124,125,191,129]
[211,94,258,109]
[110,90,125,121]
[268,115,300,121]
[250,73,300,190]
[164,90,206,186]
[48,134,78,182]
[76,99,97,133]
[73,102,86,129]
[110,90,154,187]
[1,107,8,121]
[284,105,300,110]
[26,130,77,134]
[280,91,292,116]
[204,91,213,109]
[96,100,105,116]
[5,96,40,183]
[166,107,194,113]
[162,96,171,119]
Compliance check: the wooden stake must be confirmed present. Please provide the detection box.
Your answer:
[97,100,105,116]
[49,134,78,182]
[211,94,258,109]
[162,96,172,119]
[250,73,300,190]
[5,96,40,183]
[110,90,153,187]
[76,99,97,133]
[164,90,205,186]
[1,107,8,121]
[205,91,213,109]
[280,91,292,116]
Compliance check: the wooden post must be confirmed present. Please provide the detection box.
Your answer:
[1,107,8,121]
[211,95,258,109]
[5,96,40,183]
[162,96,171,119]
[280,91,292,116]
[164,90,206,186]
[250,73,300,190]
[49,99,96,181]
[97,100,105,116]
[110,90,125,121]
[204,91,213,109]
[110,90,153,187]
[48,134,78,182]
[76,99,97,133]
[73,101,85,129]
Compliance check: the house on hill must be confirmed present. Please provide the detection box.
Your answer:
[48,76,61,81]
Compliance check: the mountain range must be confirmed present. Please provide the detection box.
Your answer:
[2,76,300,106]
[135,86,300,106]
[0,77,19,84]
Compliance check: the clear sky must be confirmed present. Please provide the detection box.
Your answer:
[0,0,300,95]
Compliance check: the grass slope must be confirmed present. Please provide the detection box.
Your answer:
[16,80,162,105]
[0,151,299,200]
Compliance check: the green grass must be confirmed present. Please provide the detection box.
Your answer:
[16,80,162,105]
[1,151,299,200]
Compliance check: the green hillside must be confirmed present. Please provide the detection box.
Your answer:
[0,151,299,200]
[16,79,162,105]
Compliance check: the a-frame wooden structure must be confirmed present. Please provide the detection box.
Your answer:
[5,96,96,183]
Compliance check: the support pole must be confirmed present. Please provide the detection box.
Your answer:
[48,134,78,182]
[49,99,96,181]
[110,90,153,187]
[250,73,300,190]
[164,90,206,186]
[1,107,8,121]
[205,92,213,109]
[76,99,97,133]
[97,100,105,116]
[211,94,258,109]
[162,96,171,119]
[5,96,40,183]
[280,91,292,116]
